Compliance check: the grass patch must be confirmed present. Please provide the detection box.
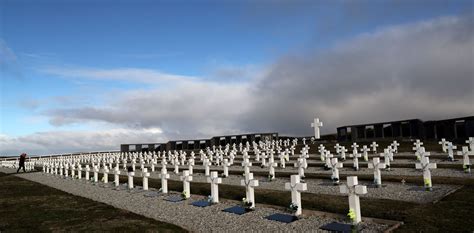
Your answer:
[0,172,187,232]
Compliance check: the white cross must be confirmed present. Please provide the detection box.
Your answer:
[351,150,362,171]
[284,174,307,216]
[85,165,90,180]
[329,158,343,184]
[439,138,448,153]
[466,137,474,151]
[380,149,391,171]
[78,165,83,179]
[318,144,326,161]
[174,157,180,174]
[127,171,135,189]
[351,143,359,155]
[222,159,230,177]
[416,147,430,162]
[207,171,222,203]
[141,168,150,190]
[311,118,323,139]
[446,142,457,161]
[391,141,400,153]
[71,163,75,178]
[241,158,252,176]
[339,176,367,224]
[180,170,193,199]
[59,163,64,176]
[413,140,423,152]
[371,142,379,154]
[103,166,109,184]
[159,165,170,193]
[113,166,121,187]
[457,146,473,173]
[415,157,437,191]
[361,145,370,162]
[268,156,278,180]
[340,146,348,160]
[203,158,211,176]
[368,157,385,187]
[279,152,286,168]
[294,157,307,178]
[64,163,69,177]
[188,158,195,175]
[240,172,259,209]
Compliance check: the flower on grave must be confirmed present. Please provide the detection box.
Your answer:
[347,208,356,223]
[242,173,245,177]
[181,191,188,199]
[260,164,265,168]
[424,178,431,187]
[241,198,253,208]
[463,164,471,171]
[332,177,339,182]
[289,203,298,213]
[386,164,390,169]
[267,174,273,181]
[207,195,212,203]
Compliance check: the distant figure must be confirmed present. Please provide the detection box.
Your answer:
[17,153,27,173]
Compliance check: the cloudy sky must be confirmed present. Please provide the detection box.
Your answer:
[1,0,473,155]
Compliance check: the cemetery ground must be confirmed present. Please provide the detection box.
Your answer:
[0,171,187,232]
[2,140,474,232]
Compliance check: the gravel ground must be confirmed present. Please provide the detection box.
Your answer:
[142,161,473,179]
[148,172,459,204]
[1,168,389,233]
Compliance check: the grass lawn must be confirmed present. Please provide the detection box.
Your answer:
[0,172,187,232]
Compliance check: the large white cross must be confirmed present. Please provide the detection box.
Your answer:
[339,176,367,224]
[416,147,430,162]
[415,157,437,191]
[457,146,473,173]
[159,165,170,193]
[311,118,323,139]
[180,170,193,199]
[240,172,259,209]
[285,174,307,216]
[371,142,379,154]
[368,157,385,187]
[207,171,222,203]
[141,168,150,190]
[329,158,343,184]
[438,138,448,153]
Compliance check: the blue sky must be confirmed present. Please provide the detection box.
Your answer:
[1,0,473,155]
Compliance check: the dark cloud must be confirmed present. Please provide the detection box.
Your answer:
[3,15,473,155]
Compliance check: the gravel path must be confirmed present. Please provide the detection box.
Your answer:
[1,168,389,233]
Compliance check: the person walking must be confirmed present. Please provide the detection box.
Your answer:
[17,153,27,173]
